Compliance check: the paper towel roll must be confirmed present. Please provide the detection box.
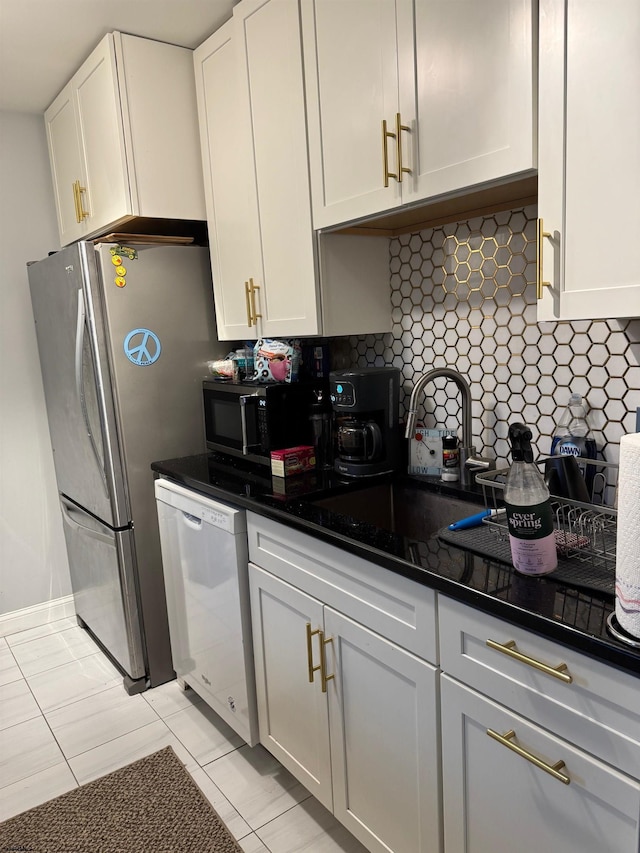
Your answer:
[615,432,640,639]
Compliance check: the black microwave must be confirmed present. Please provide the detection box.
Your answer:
[203,380,322,466]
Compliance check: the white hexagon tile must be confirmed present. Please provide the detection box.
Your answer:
[345,204,640,468]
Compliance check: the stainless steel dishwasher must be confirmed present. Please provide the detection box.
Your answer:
[154,478,258,745]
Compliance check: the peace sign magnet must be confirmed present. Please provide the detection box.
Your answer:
[123,328,162,366]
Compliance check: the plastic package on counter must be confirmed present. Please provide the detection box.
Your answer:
[251,339,301,383]
[206,359,238,381]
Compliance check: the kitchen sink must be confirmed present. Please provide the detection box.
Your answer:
[311,482,484,542]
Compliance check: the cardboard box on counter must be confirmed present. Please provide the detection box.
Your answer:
[271,445,316,478]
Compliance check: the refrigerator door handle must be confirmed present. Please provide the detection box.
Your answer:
[60,496,113,546]
[75,288,109,497]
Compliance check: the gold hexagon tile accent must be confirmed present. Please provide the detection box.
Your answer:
[374,204,639,465]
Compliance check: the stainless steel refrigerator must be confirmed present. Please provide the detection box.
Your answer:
[28,240,222,692]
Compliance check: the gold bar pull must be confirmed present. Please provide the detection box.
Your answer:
[395,113,411,183]
[249,277,262,323]
[77,183,90,220]
[306,623,321,683]
[382,119,397,187]
[319,631,335,693]
[72,180,81,223]
[486,638,573,684]
[536,217,552,299]
[487,728,571,785]
[245,280,253,326]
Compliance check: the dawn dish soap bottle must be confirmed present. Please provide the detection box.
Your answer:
[505,423,558,576]
[551,392,598,495]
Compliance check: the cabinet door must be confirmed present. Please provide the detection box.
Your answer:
[236,0,320,337]
[302,0,402,228]
[44,81,85,247]
[441,676,640,853]
[538,0,640,320]
[74,34,130,234]
[325,608,441,853]
[399,0,535,205]
[194,22,260,340]
[249,564,333,810]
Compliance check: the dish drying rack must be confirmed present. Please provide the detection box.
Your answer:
[476,456,618,573]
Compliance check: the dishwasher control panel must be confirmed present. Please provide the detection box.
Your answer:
[154,478,246,535]
[184,505,235,532]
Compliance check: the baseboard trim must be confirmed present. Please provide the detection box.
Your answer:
[0,595,76,638]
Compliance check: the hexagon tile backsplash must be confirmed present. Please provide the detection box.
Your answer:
[345,204,640,468]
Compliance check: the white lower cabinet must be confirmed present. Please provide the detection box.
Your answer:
[247,514,442,853]
[325,606,439,853]
[440,676,640,853]
[249,564,441,853]
[246,516,640,852]
[439,596,640,853]
[249,565,332,807]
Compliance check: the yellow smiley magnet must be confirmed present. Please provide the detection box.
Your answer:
[115,265,127,277]
[115,276,126,288]
[111,254,123,266]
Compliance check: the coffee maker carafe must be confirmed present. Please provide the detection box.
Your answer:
[330,367,400,477]
[337,418,383,463]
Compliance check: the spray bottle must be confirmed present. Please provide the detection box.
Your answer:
[505,423,558,576]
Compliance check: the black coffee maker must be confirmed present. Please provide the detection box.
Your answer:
[330,367,400,477]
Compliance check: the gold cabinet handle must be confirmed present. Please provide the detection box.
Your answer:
[487,728,571,785]
[249,277,262,324]
[382,119,397,187]
[319,631,334,693]
[245,280,253,326]
[306,623,321,683]
[395,113,411,183]
[536,217,552,299]
[486,639,573,684]
[72,180,81,223]
[76,182,90,220]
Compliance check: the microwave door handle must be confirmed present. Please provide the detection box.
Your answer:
[239,393,259,456]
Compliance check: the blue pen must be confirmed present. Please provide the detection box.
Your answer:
[448,508,505,531]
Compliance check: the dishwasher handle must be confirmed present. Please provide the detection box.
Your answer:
[181,511,203,530]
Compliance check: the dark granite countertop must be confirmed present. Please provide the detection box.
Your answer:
[151,452,639,678]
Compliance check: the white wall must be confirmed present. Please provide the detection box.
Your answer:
[0,110,71,614]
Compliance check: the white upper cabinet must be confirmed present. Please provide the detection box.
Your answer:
[233,0,322,338]
[302,0,403,229]
[399,0,536,205]
[302,0,536,230]
[194,20,261,340]
[73,37,129,241]
[194,0,392,341]
[45,33,206,248]
[45,81,86,246]
[538,0,640,321]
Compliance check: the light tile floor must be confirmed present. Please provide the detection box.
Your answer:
[0,618,368,852]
